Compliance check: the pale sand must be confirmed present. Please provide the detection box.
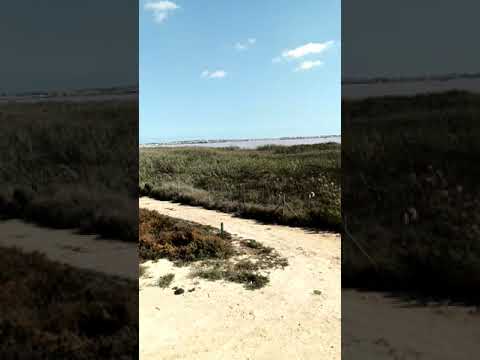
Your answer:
[139,197,341,360]
[0,219,137,279]
[343,289,480,359]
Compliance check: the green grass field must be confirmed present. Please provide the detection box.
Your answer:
[343,90,480,302]
[139,143,341,230]
[0,100,138,241]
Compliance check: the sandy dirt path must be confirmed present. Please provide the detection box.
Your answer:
[139,197,341,360]
[343,289,480,359]
[0,219,137,280]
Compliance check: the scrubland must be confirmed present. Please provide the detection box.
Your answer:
[0,247,137,359]
[139,143,341,231]
[0,100,138,241]
[343,90,480,302]
[0,99,138,358]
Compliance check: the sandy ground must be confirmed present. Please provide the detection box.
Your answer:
[139,197,341,360]
[343,289,480,359]
[0,219,137,279]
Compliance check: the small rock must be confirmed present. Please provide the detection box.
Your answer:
[174,288,184,295]
[188,288,195,292]
[313,290,322,295]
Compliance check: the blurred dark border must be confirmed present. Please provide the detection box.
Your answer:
[342,1,480,358]
[0,1,139,358]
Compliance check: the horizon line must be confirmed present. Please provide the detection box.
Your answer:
[139,134,341,145]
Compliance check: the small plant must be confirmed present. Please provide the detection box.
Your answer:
[193,265,269,290]
[234,259,260,271]
[240,239,288,269]
[241,239,274,255]
[157,273,175,288]
[225,270,269,290]
[242,239,263,249]
[194,267,224,281]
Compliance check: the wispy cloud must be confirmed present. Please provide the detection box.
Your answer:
[144,1,179,24]
[272,40,334,73]
[201,70,227,79]
[282,41,334,59]
[273,40,334,64]
[235,38,257,51]
[294,60,323,72]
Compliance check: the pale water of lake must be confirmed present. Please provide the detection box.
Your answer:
[143,136,341,149]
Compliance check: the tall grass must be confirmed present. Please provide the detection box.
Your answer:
[0,100,138,241]
[343,90,480,302]
[139,143,341,230]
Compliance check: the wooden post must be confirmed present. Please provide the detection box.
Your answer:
[220,222,224,237]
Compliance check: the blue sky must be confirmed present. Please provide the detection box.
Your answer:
[140,0,340,143]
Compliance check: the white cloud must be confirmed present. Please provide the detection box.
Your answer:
[201,70,227,79]
[282,40,334,60]
[210,70,227,78]
[144,1,179,24]
[273,40,335,72]
[294,60,323,72]
[235,38,257,51]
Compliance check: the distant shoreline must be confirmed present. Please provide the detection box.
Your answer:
[140,135,341,148]
[0,85,138,104]
[343,77,480,99]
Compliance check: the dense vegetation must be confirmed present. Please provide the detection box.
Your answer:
[0,247,138,359]
[139,208,234,263]
[0,99,139,356]
[139,208,287,290]
[343,90,480,302]
[0,100,138,241]
[139,143,341,231]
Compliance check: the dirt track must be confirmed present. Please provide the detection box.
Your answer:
[343,289,480,359]
[0,219,137,279]
[139,197,341,360]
